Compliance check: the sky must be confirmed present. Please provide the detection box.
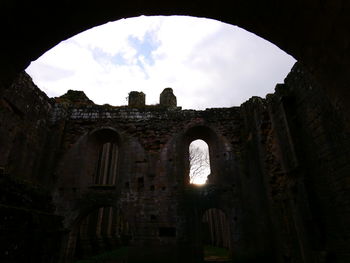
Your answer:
[25,15,296,110]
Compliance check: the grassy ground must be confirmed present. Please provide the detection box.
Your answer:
[203,245,231,261]
[74,245,231,263]
[74,246,129,263]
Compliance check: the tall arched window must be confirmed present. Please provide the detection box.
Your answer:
[94,142,118,185]
[189,139,211,184]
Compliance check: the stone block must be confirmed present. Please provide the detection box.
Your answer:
[129,91,146,107]
[160,88,177,108]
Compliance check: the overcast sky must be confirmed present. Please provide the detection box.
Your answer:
[25,15,296,110]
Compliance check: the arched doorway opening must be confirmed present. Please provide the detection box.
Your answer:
[73,206,131,261]
[202,208,231,262]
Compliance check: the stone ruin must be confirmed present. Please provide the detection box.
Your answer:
[160,87,177,108]
[0,63,350,263]
[128,91,146,107]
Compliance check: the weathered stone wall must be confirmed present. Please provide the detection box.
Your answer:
[237,63,350,263]
[0,63,349,263]
[266,64,350,263]
[128,91,146,107]
[238,96,276,262]
[0,73,65,263]
[160,88,177,108]
[0,72,53,182]
[50,98,241,262]
[0,174,63,263]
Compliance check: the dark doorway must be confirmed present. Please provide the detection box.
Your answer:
[202,208,231,262]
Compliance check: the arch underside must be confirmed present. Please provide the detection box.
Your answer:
[1,2,350,263]
[1,0,350,118]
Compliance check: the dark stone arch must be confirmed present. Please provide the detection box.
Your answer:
[1,0,350,119]
[0,4,350,263]
[182,184,239,263]
[54,126,123,189]
[63,203,129,262]
[53,126,125,246]
[201,208,231,250]
[184,125,219,145]
[87,126,124,161]
[88,126,121,145]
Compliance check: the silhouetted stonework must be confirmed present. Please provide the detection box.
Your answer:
[128,91,146,107]
[0,63,349,263]
[160,87,177,108]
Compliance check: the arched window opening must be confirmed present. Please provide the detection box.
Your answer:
[75,207,131,260]
[202,208,231,261]
[94,142,118,185]
[189,139,211,184]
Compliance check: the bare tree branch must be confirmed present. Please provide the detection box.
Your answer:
[189,143,210,184]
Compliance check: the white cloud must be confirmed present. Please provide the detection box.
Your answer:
[25,15,296,109]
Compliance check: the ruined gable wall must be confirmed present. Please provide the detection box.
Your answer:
[52,63,350,263]
[1,63,349,263]
[52,103,242,220]
[48,98,244,263]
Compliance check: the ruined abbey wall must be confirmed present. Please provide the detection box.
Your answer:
[0,74,64,263]
[0,74,53,182]
[50,89,242,262]
[0,63,349,263]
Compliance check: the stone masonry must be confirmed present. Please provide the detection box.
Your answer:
[0,63,349,263]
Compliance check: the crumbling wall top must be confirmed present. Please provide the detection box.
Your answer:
[128,91,145,107]
[160,88,177,109]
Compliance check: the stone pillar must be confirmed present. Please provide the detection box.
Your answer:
[128,91,145,107]
[160,88,177,108]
